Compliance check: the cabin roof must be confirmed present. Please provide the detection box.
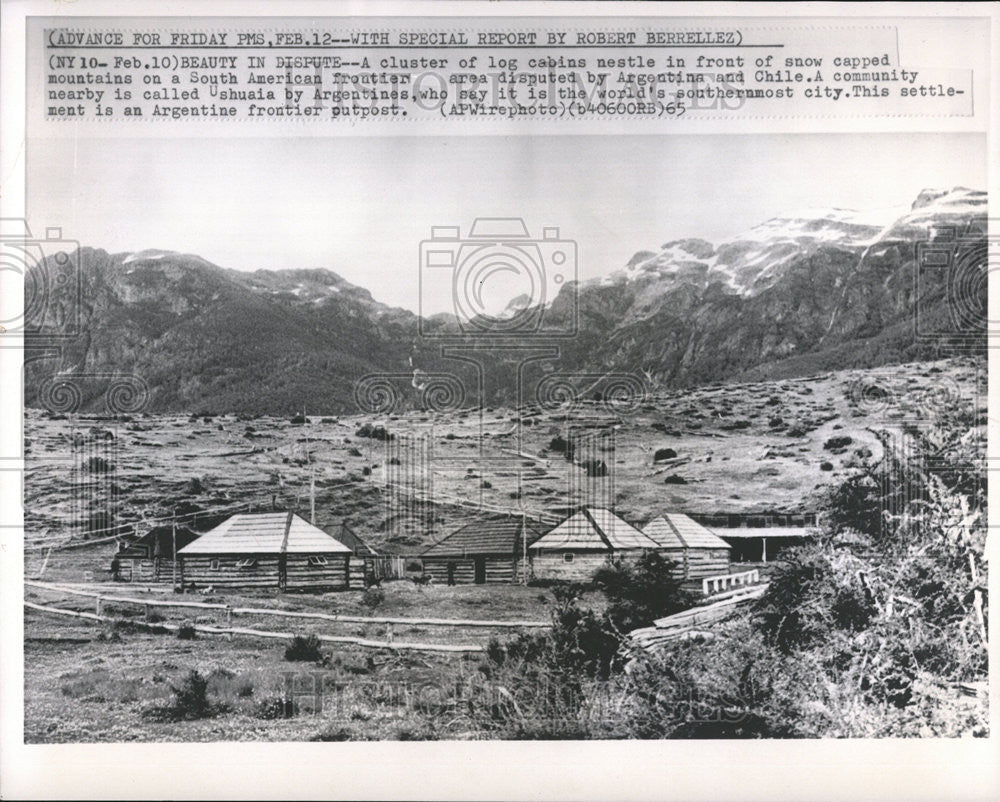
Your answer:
[116,525,199,557]
[711,526,813,539]
[178,512,352,555]
[530,507,658,551]
[422,516,542,558]
[642,514,731,550]
[328,522,378,557]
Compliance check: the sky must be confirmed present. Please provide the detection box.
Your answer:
[28,133,986,314]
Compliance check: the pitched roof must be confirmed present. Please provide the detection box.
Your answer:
[116,525,200,558]
[711,526,812,539]
[530,507,658,551]
[178,512,352,555]
[328,523,379,557]
[642,514,731,550]
[421,516,542,558]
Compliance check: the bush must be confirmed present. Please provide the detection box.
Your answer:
[471,589,616,738]
[142,669,220,722]
[594,552,695,634]
[355,423,394,441]
[580,459,608,477]
[177,621,197,640]
[172,670,211,718]
[361,587,385,612]
[548,435,574,460]
[284,634,324,663]
[255,695,298,719]
[653,447,677,462]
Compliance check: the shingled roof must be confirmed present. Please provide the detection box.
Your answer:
[530,507,659,551]
[642,514,731,550]
[178,512,352,555]
[421,516,542,558]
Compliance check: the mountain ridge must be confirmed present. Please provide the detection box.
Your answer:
[24,187,987,414]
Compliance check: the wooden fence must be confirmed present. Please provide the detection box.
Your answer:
[24,600,484,653]
[25,580,551,628]
[702,568,761,596]
[24,580,551,655]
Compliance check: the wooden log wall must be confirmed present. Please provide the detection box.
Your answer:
[530,551,611,582]
[179,554,353,591]
[683,548,732,579]
[422,558,475,584]
[283,555,349,591]
[180,555,283,589]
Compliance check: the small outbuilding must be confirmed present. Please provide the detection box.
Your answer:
[529,507,660,582]
[178,511,353,592]
[114,525,200,583]
[325,522,380,588]
[421,516,541,585]
[641,514,732,584]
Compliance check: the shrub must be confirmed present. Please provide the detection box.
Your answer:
[653,447,677,462]
[548,435,574,460]
[355,423,394,441]
[284,634,324,663]
[143,669,219,721]
[361,587,385,612]
[471,589,615,738]
[177,621,197,640]
[594,552,694,634]
[255,695,297,719]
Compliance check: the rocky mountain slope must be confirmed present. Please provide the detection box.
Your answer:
[24,188,986,414]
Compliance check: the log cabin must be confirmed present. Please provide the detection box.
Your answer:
[420,516,541,585]
[177,511,353,592]
[528,507,661,582]
[640,514,732,587]
[114,525,200,583]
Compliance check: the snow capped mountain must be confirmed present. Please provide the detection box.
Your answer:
[613,187,986,299]
[24,187,987,413]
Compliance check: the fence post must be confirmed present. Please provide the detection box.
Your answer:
[144,603,151,624]
[95,595,102,617]
[226,606,234,641]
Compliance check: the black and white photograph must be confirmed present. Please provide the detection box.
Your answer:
[0,3,996,800]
